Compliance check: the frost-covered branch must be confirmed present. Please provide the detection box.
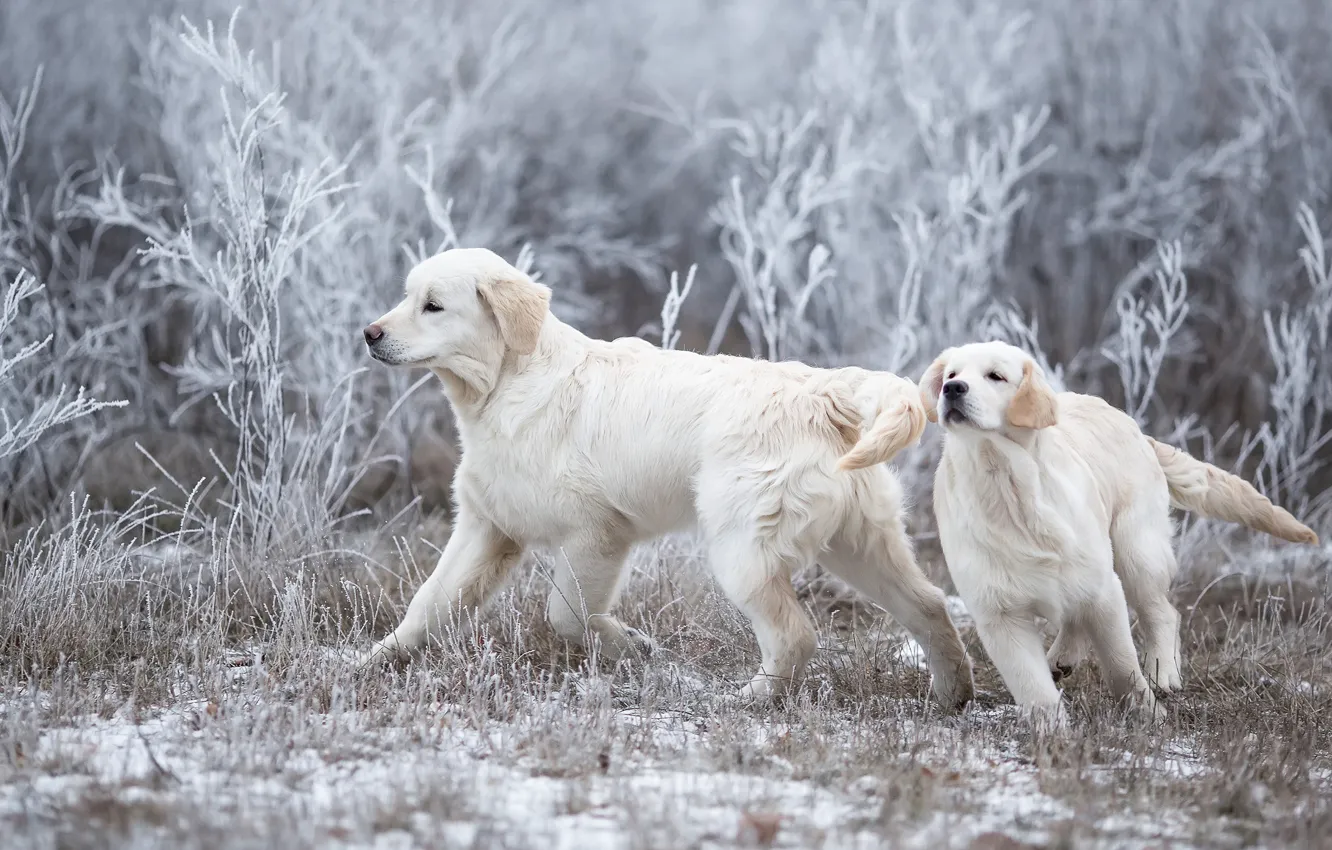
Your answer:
[1102,241,1191,426]
[710,108,862,362]
[0,272,126,462]
[1245,204,1332,526]
[658,265,697,351]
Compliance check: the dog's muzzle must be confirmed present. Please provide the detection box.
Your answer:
[363,323,393,362]
[943,405,969,424]
[941,379,970,424]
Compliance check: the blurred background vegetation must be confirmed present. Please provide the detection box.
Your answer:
[2,0,1329,567]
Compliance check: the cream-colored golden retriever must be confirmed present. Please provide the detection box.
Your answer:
[919,340,1317,722]
[359,247,974,707]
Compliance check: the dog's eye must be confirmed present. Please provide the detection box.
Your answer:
[986,371,1006,382]
[947,372,957,380]
[422,302,444,313]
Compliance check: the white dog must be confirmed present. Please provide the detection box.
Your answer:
[359,248,974,707]
[919,340,1317,721]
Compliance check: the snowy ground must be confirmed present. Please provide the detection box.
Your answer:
[3,538,1330,849]
[1,682,1216,849]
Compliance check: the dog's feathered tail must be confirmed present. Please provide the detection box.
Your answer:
[1147,437,1319,545]
[830,375,928,471]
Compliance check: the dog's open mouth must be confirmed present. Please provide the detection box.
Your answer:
[944,407,969,425]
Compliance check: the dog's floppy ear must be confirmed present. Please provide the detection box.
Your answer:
[478,272,551,356]
[917,350,952,423]
[1007,359,1058,429]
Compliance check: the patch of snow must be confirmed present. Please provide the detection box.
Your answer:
[0,693,1237,849]
[894,638,929,670]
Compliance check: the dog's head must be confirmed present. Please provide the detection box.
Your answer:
[918,341,1058,434]
[363,248,551,376]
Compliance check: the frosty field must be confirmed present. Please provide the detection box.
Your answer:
[3,0,1332,847]
[3,531,1330,849]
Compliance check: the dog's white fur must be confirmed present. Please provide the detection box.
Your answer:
[920,341,1318,723]
[360,248,974,707]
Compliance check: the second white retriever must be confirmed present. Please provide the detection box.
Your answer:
[359,247,974,708]
[919,340,1317,721]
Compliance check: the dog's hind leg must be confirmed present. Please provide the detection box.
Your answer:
[361,506,523,666]
[825,516,975,711]
[1082,572,1163,720]
[546,531,653,661]
[1111,508,1182,692]
[707,531,816,703]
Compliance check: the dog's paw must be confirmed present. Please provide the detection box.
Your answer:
[731,676,780,707]
[622,627,657,659]
[1050,662,1076,683]
[1117,687,1166,725]
[1140,690,1168,724]
[591,626,656,664]
[356,640,404,670]
[1150,698,1168,723]
[932,663,975,712]
[1144,655,1182,693]
[1026,703,1071,737]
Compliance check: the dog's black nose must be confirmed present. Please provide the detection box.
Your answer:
[364,323,384,346]
[942,380,968,400]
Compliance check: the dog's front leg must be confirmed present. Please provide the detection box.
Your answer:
[546,534,655,662]
[361,507,524,667]
[973,612,1068,729]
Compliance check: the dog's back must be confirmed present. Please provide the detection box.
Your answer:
[460,332,919,545]
[1049,393,1318,544]
[1049,392,1170,528]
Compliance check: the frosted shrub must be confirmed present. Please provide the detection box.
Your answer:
[700,3,1055,376]
[0,272,126,464]
[1102,241,1191,427]
[656,265,698,352]
[709,108,862,362]
[1,71,125,517]
[1247,205,1332,529]
[69,14,378,555]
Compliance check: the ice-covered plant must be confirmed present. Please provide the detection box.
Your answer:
[0,272,126,463]
[109,13,368,553]
[1102,241,1191,427]
[657,265,698,352]
[1,70,125,511]
[1244,204,1332,529]
[709,108,861,362]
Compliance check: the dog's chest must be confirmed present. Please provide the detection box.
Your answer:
[939,478,1065,622]
[942,442,1113,600]
[939,445,1087,571]
[452,420,578,535]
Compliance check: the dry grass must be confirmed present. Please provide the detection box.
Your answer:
[2,522,1329,849]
